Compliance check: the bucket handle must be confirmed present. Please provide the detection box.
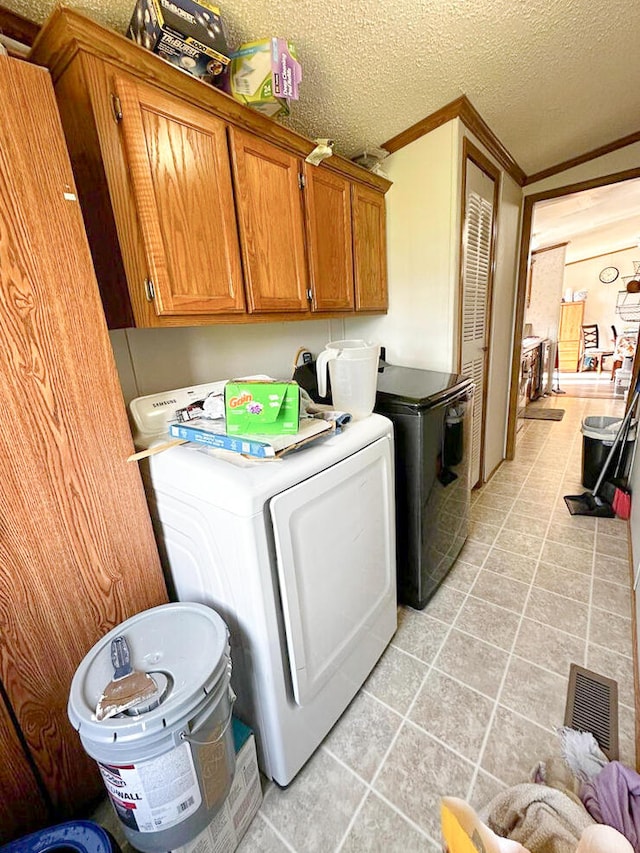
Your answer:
[180,687,235,746]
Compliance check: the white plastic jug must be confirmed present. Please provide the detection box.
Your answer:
[316,339,380,418]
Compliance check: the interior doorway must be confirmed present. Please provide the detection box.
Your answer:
[506,168,640,459]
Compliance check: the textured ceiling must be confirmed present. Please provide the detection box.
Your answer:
[9,0,640,174]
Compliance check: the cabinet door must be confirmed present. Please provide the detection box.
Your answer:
[352,185,388,311]
[304,165,354,311]
[116,75,245,316]
[0,58,168,825]
[229,128,308,313]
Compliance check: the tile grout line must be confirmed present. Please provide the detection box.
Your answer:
[323,743,442,849]
[331,470,528,853]
[458,428,550,798]
[333,625,449,852]
[464,409,580,799]
[253,813,298,852]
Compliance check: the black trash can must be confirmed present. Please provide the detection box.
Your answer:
[581,416,635,489]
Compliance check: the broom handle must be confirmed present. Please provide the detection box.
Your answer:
[614,406,634,478]
[593,383,640,497]
[627,393,640,480]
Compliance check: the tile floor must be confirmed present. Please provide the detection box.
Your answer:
[235,392,636,852]
[96,392,636,852]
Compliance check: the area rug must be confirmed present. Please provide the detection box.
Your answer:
[523,408,565,421]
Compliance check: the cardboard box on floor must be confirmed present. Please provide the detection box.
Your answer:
[172,718,262,853]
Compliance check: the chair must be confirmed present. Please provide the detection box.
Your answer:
[580,324,615,373]
[610,328,638,379]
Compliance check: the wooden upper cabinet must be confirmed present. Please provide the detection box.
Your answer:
[30,8,391,327]
[304,165,354,312]
[116,75,245,315]
[352,184,388,311]
[228,128,309,313]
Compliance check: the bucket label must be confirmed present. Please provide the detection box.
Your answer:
[99,742,201,833]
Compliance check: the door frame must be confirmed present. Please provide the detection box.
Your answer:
[505,166,640,459]
[457,137,501,487]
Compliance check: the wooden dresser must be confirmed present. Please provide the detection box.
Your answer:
[557,301,585,372]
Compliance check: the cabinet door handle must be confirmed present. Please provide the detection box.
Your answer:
[111,93,123,123]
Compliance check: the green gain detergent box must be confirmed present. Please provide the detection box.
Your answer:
[224,380,300,435]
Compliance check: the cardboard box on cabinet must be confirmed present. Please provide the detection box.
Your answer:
[128,0,231,85]
[229,38,302,118]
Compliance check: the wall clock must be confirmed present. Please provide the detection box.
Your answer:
[599,266,619,283]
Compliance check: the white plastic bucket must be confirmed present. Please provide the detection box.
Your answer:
[315,339,380,418]
[68,603,235,852]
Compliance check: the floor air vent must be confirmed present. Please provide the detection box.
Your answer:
[565,663,619,760]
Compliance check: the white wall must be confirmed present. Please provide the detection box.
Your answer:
[346,117,523,480]
[564,246,638,341]
[110,319,337,406]
[344,120,460,371]
[630,447,640,652]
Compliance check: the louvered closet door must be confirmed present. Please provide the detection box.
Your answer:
[460,161,495,488]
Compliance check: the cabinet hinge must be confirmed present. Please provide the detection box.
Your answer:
[144,278,155,301]
[111,94,123,123]
[298,173,306,189]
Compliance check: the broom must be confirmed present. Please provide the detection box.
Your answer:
[605,392,639,520]
[564,380,640,517]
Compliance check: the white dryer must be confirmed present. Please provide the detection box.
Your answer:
[130,383,397,786]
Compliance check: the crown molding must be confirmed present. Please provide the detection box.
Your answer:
[525,130,640,186]
[383,97,640,190]
[382,96,464,155]
[382,95,527,187]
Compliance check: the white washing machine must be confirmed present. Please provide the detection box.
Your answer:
[130,382,397,786]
